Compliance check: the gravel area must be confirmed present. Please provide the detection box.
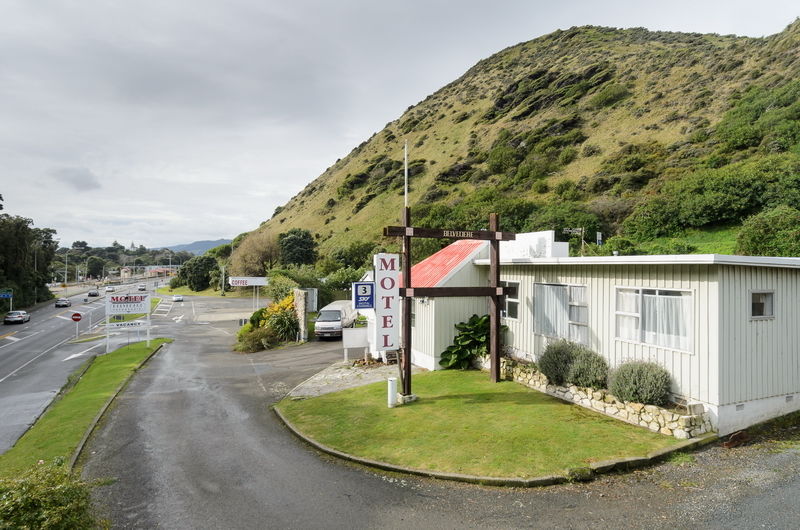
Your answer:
[288,360,424,398]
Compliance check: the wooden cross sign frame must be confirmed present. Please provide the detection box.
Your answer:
[384,208,516,396]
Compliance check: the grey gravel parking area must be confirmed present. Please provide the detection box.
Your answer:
[287,360,424,398]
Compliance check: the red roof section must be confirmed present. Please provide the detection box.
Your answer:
[403,239,486,288]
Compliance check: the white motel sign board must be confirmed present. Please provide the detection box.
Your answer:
[373,253,399,350]
[106,294,150,315]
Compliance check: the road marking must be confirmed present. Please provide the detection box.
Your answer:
[0,336,72,383]
[0,330,43,350]
[5,336,20,342]
[0,331,17,341]
[63,342,103,361]
[55,315,73,321]
[172,315,184,323]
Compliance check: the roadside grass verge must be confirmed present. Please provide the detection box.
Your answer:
[156,285,251,297]
[276,370,679,478]
[0,338,171,478]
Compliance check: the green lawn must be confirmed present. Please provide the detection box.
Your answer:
[276,370,679,479]
[156,285,252,297]
[639,225,739,255]
[0,339,171,477]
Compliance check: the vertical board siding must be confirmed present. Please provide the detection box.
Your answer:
[719,266,800,405]
[499,263,718,404]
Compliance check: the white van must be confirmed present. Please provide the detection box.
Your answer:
[314,300,357,339]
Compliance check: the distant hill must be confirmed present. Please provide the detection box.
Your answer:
[230,19,800,266]
[161,239,231,255]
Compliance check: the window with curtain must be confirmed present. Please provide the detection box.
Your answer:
[501,281,519,319]
[615,287,693,352]
[534,283,588,344]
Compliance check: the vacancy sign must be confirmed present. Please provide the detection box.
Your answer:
[228,276,268,287]
[373,253,400,350]
[107,294,150,315]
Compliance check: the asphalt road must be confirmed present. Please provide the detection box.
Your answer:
[80,296,800,529]
[0,280,174,453]
[0,288,109,452]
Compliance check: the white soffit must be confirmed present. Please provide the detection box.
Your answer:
[473,254,800,269]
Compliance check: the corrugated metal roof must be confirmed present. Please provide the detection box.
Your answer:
[473,253,800,269]
[405,239,487,288]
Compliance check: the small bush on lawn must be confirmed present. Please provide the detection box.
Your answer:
[568,348,609,389]
[538,340,580,386]
[0,459,104,529]
[439,314,495,370]
[609,360,672,406]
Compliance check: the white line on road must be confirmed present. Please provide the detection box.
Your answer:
[0,330,44,350]
[5,336,20,342]
[172,314,184,323]
[63,342,103,361]
[55,315,73,321]
[0,336,72,383]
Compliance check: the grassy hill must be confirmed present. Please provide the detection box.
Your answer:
[232,20,800,268]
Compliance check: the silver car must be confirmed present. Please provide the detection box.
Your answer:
[4,311,31,324]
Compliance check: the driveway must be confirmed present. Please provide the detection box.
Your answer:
[81,308,800,529]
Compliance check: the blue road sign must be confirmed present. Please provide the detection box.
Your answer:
[352,282,375,310]
[0,293,12,299]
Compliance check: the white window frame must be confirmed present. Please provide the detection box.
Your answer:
[532,282,589,345]
[749,290,775,321]
[410,299,416,328]
[614,286,694,354]
[500,280,519,320]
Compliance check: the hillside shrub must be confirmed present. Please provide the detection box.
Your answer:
[0,459,103,529]
[735,205,800,256]
[567,348,609,389]
[589,84,630,108]
[609,361,672,406]
[538,340,579,385]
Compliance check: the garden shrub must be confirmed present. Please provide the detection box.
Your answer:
[439,314,497,370]
[0,459,103,529]
[609,360,672,406]
[265,274,299,302]
[567,348,608,389]
[538,340,579,385]
[236,327,280,352]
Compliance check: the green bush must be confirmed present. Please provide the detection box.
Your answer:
[235,327,279,353]
[168,276,184,289]
[609,361,672,406]
[567,348,608,389]
[266,309,299,342]
[265,274,299,302]
[538,340,579,386]
[237,321,253,341]
[0,459,103,529]
[249,307,267,328]
[735,204,800,256]
[439,314,493,370]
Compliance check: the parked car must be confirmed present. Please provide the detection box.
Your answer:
[314,300,357,339]
[4,311,31,324]
[137,283,147,291]
[55,298,72,307]
[172,294,184,302]
[87,289,100,297]
[105,286,115,292]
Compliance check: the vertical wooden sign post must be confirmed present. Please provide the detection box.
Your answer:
[385,211,516,397]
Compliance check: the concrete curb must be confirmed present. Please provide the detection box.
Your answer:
[273,405,719,487]
[68,342,167,470]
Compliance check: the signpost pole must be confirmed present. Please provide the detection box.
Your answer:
[402,207,412,396]
[105,301,110,354]
[75,319,79,339]
[489,214,501,382]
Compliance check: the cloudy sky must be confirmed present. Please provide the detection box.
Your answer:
[2,1,798,249]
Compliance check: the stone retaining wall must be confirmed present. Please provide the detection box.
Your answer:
[475,356,714,440]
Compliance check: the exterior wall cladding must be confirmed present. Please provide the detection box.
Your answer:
[497,262,800,436]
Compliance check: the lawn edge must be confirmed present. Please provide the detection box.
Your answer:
[68,341,167,470]
[273,403,719,487]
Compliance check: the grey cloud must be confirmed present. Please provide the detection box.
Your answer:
[50,167,103,191]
